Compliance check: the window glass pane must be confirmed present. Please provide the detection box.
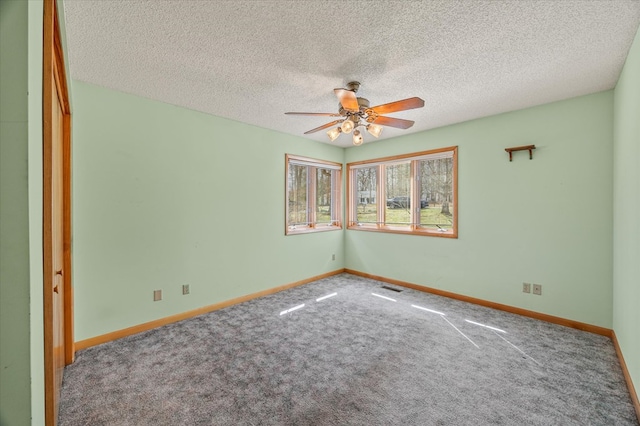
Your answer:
[316,168,333,224]
[288,164,307,226]
[286,154,342,235]
[346,147,456,237]
[385,162,411,226]
[419,157,454,231]
[355,167,377,224]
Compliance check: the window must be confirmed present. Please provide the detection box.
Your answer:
[286,154,342,235]
[347,146,457,238]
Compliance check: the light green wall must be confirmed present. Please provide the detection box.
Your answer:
[1,1,634,423]
[0,1,31,424]
[72,84,617,337]
[345,92,614,328]
[613,26,640,401]
[0,1,44,425]
[71,81,345,341]
[27,1,44,424]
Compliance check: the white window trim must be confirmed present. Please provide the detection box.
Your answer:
[286,154,343,235]
[346,146,458,238]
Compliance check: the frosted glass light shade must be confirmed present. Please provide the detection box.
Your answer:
[366,123,383,138]
[341,119,354,134]
[327,127,342,141]
[352,129,363,145]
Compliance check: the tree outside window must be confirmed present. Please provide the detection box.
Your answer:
[286,155,342,235]
[347,147,457,238]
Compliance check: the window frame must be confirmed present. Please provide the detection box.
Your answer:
[285,154,343,235]
[346,146,458,238]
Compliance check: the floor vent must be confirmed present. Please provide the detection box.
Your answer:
[381,285,402,293]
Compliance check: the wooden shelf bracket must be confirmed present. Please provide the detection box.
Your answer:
[505,145,536,162]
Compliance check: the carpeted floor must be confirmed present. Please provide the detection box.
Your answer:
[59,273,638,425]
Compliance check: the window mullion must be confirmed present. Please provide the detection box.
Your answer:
[411,160,419,231]
[377,165,385,228]
[333,169,342,226]
[308,166,317,228]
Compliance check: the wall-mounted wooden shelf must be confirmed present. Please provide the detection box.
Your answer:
[505,145,536,161]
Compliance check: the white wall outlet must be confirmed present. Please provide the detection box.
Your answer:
[533,284,542,295]
[523,283,531,293]
[332,254,336,261]
[182,284,190,295]
[153,290,162,301]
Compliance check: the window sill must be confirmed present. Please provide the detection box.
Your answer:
[347,224,457,238]
[286,225,343,236]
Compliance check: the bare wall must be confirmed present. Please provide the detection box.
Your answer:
[345,91,614,329]
[613,24,640,403]
[71,81,345,341]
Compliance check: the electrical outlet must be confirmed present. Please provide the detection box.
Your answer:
[182,284,190,295]
[332,254,336,261]
[153,290,162,301]
[523,283,531,293]
[532,284,542,295]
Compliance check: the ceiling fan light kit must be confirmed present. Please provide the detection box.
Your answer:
[352,129,364,146]
[340,119,355,134]
[327,127,342,142]
[286,81,425,146]
[366,123,383,138]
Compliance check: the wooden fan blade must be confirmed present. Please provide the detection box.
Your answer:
[373,116,415,129]
[334,88,359,111]
[285,112,342,117]
[370,97,425,115]
[303,120,344,135]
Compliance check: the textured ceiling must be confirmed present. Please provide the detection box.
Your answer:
[62,0,640,148]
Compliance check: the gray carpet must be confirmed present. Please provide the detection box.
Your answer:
[59,273,638,425]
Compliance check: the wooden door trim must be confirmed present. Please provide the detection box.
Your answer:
[43,0,73,424]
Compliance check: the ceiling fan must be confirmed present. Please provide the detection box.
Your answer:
[285,81,425,145]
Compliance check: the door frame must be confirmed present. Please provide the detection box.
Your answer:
[43,0,73,424]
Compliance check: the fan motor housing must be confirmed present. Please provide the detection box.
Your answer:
[339,97,370,117]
